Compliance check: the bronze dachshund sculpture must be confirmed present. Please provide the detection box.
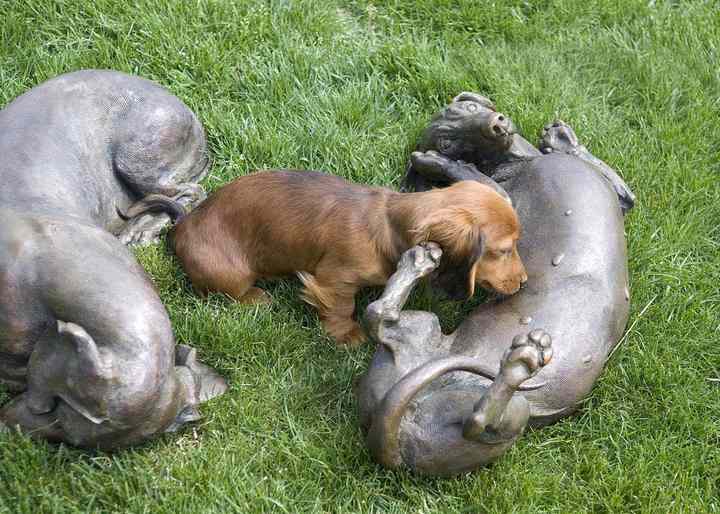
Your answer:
[356,93,634,476]
[0,70,226,449]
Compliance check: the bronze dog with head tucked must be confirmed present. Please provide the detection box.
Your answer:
[172,170,527,346]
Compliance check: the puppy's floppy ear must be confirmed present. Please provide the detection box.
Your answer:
[413,207,481,262]
[466,236,485,299]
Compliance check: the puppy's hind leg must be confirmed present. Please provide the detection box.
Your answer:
[203,269,271,305]
[298,272,364,347]
[178,241,271,305]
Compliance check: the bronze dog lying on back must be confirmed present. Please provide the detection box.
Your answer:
[172,170,527,346]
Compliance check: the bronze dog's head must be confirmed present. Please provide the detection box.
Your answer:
[413,181,527,298]
[417,92,516,164]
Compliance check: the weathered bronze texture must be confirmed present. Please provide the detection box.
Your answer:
[0,70,226,449]
[357,93,634,476]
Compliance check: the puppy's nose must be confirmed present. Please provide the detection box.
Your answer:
[484,112,511,138]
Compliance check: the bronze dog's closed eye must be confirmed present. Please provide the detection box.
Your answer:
[172,170,527,347]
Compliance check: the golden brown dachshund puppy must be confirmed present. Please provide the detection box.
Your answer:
[172,171,527,346]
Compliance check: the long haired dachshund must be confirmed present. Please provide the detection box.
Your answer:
[172,171,527,346]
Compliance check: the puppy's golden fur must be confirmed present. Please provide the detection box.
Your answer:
[172,171,527,346]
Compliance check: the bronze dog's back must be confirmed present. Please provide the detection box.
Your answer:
[173,170,526,346]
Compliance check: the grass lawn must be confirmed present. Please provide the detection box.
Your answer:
[1,0,719,512]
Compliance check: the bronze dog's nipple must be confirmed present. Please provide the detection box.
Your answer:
[552,253,565,266]
[564,209,573,216]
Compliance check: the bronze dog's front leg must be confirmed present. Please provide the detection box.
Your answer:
[405,151,512,203]
[365,242,443,341]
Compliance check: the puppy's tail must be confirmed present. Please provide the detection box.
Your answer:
[117,194,187,223]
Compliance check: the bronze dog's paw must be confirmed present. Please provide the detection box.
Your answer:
[174,182,207,211]
[499,329,553,389]
[118,184,206,246]
[410,150,459,182]
[175,344,228,403]
[400,242,443,279]
[538,120,580,155]
[118,214,171,246]
[452,92,496,110]
[366,244,443,325]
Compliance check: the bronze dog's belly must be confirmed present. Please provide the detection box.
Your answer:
[453,154,629,421]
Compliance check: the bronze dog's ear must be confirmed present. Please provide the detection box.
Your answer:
[451,92,496,111]
[413,207,481,262]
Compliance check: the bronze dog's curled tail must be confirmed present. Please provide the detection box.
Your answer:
[117,194,187,223]
[366,355,545,469]
[367,356,498,468]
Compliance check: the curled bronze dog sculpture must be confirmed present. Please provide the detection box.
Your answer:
[357,93,634,476]
[0,70,226,449]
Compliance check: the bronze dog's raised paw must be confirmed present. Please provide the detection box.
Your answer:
[538,119,635,213]
[406,242,443,278]
[539,120,580,155]
[499,329,553,389]
[366,243,442,327]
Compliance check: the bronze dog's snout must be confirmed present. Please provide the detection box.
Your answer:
[484,112,512,138]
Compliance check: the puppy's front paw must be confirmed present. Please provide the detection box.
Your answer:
[335,324,367,349]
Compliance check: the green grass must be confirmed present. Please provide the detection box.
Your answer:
[1,0,719,512]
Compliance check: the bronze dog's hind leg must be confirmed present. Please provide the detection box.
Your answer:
[462,330,552,443]
[111,89,209,246]
[539,120,635,213]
